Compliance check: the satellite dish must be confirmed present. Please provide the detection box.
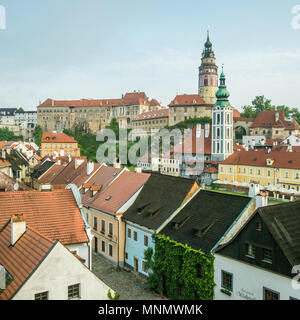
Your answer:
[13,182,19,191]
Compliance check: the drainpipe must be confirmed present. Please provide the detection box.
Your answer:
[117,216,120,268]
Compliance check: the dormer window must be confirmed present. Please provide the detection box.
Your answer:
[105,196,111,201]
[266,158,273,166]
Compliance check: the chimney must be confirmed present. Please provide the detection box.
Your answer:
[87,161,94,176]
[135,167,142,173]
[196,124,201,138]
[256,191,269,209]
[205,123,210,138]
[248,182,260,198]
[287,145,293,152]
[0,265,5,290]
[11,213,26,246]
[275,112,279,122]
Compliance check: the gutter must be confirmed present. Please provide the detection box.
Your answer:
[210,197,255,253]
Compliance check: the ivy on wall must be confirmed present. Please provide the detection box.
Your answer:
[144,234,215,300]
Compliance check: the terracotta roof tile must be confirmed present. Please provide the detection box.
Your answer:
[0,189,88,245]
[42,132,77,143]
[38,163,66,184]
[169,94,207,107]
[0,220,54,300]
[251,110,300,130]
[221,148,300,170]
[89,171,150,214]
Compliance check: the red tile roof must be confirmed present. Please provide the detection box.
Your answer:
[80,166,123,207]
[0,189,88,245]
[42,132,77,143]
[250,110,300,130]
[38,92,153,108]
[169,94,207,107]
[38,163,66,184]
[0,220,55,300]
[133,109,169,121]
[221,148,300,170]
[89,170,150,214]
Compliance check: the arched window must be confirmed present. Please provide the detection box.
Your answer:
[217,128,220,138]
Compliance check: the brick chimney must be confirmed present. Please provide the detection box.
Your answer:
[256,191,269,209]
[11,213,26,246]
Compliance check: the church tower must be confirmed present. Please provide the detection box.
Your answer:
[211,69,233,162]
[198,31,219,104]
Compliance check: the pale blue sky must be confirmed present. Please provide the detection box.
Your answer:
[0,0,299,111]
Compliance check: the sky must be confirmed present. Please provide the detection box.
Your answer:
[0,0,299,111]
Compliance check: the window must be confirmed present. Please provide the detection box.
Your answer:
[125,252,128,260]
[142,260,147,273]
[256,221,262,231]
[221,271,233,291]
[144,235,148,247]
[109,244,113,257]
[128,228,132,238]
[101,220,105,233]
[133,231,138,241]
[101,240,105,252]
[93,217,97,230]
[262,248,272,263]
[35,291,48,300]
[68,284,80,300]
[246,244,256,258]
[108,223,113,237]
[263,287,279,300]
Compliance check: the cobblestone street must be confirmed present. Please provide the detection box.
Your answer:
[92,253,165,300]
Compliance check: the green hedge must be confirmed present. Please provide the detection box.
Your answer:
[145,234,215,300]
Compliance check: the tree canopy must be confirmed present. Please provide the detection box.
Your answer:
[0,127,23,141]
[240,95,300,124]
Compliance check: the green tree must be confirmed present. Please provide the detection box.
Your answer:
[0,127,22,141]
[33,125,43,146]
[251,95,273,114]
[106,118,119,140]
[240,105,256,119]
[17,107,25,113]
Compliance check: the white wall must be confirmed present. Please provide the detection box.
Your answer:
[13,242,112,300]
[214,254,300,300]
[66,242,90,269]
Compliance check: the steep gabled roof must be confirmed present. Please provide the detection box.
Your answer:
[251,110,300,130]
[90,170,150,215]
[160,190,251,253]
[0,220,55,300]
[0,190,88,245]
[169,94,208,107]
[37,163,66,184]
[122,173,197,230]
[257,202,300,266]
[41,132,77,143]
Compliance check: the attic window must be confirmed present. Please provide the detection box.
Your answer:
[194,221,215,237]
[288,160,293,164]
[253,158,257,161]
[105,196,111,201]
[151,208,162,217]
[172,215,191,230]
[137,203,151,214]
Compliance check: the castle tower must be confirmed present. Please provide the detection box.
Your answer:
[198,31,219,104]
[211,69,233,162]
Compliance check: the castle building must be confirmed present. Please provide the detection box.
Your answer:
[198,31,219,104]
[211,70,234,162]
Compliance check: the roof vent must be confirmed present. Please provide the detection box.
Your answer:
[105,196,111,201]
